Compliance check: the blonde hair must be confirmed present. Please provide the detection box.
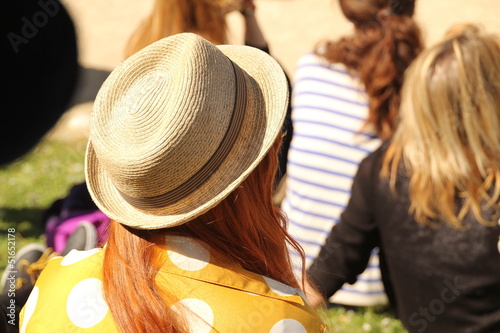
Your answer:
[383,24,500,227]
[124,0,228,58]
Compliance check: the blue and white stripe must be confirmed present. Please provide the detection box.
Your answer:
[283,52,387,306]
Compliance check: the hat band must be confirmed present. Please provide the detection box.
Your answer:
[118,59,247,209]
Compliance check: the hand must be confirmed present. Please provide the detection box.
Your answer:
[304,279,327,308]
[240,0,256,17]
[219,0,244,15]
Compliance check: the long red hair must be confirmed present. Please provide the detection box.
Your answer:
[102,136,306,332]
[318,0,423,139]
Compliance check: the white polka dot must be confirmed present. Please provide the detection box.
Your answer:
[270,319,307,332]
[171,298,214,333]
[61,248,101,266]
[20,286,39,333]
[166,236,210,271]
[263,276,298,296]
[66,278,108,328]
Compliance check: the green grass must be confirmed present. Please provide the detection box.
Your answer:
[0,138,407,332]
[0,139,87,272]
[319,306,407,332]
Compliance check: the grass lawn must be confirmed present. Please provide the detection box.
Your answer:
[0,139,87,273]
[0,138,407,332]
[320,306,407,332]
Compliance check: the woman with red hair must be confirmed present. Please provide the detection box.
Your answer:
[19,33,327,332]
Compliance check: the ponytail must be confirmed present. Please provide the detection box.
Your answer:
[318,0,423,139]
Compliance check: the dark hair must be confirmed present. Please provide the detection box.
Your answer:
[390,0,415,16]
[318,0,423,139]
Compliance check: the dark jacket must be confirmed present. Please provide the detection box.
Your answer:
[308,142,500,333]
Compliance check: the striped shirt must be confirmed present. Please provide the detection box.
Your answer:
[283,52,387,306]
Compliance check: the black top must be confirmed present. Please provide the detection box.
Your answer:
[308,142,500,333]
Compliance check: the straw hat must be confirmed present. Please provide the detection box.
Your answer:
[85,33,288,229]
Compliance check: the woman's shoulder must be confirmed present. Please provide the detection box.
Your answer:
[296,52,350,73]
[158,236,305,299]
[294,51,365,96]
[156,236,328,331]
[20,248,117,332]
[359,141,390,168]
[36,248,104,283]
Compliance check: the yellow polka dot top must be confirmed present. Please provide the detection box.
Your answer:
[20,236,328,332]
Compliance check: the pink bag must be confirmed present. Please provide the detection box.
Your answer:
[42,182,110,253]
[45,210,110,253]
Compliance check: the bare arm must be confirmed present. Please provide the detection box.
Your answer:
[241,0,268,50]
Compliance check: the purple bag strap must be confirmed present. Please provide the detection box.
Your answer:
[46,210,110,253]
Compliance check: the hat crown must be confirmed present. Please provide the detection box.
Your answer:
[90,33,236,199]
[85,32,288,229]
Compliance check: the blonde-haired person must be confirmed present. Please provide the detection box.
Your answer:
[283,0,423,307]
[306,24,500,333]
[19,33,327,332]
[124,0,268,58]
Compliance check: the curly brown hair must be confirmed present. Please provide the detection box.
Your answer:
[318,0,423,139]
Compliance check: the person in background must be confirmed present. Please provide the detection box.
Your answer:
[307,24,500,333]
[20,32,327,332]
[125,0,268,56]
[282,0,423,307]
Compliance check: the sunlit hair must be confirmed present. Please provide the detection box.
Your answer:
[124,0,229,58]
[102,135,307,333]
[317,0,423,139]
[383,24,500,227]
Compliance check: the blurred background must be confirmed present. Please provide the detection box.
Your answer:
[52,0,500,139]
[65,0,500,78]
[2,2,499,331]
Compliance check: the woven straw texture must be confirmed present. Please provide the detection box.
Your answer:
[85,33,288,229]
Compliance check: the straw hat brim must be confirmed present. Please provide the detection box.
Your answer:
[85,41,288,229]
